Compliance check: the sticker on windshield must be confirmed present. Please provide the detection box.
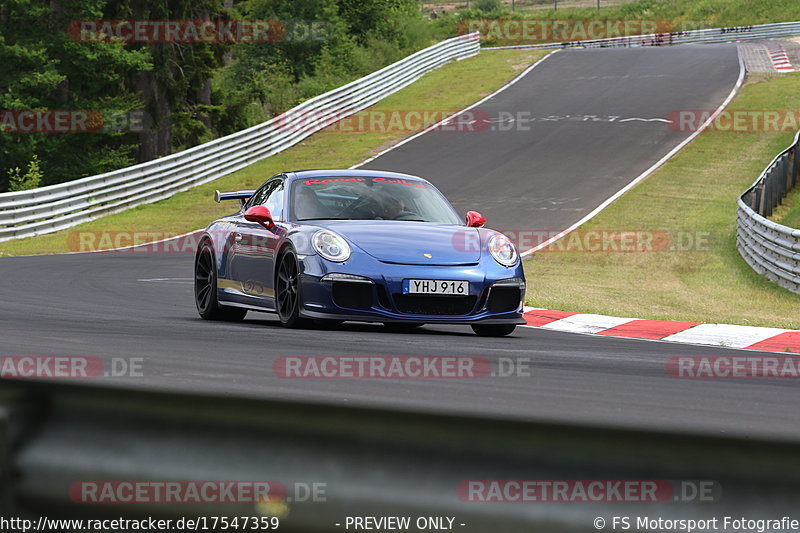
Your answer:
[302,177,426,188]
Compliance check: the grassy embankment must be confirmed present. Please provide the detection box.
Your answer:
[426,0,800,26]
[525,72,800,329]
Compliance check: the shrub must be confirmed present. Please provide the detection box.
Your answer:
[8,155,43,192]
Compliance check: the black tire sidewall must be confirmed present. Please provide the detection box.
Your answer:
[277,248,303,327]
[195,241,247,322]
[195,243,220,319]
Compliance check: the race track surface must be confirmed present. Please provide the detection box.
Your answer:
[1,248,797,441]
[4,45,789,441]
[363,45,742,234]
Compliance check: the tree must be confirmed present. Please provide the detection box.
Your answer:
[0,0,151,190]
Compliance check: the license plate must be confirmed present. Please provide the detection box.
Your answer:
[403,279,469,295]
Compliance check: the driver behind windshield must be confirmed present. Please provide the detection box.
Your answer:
[292,177,460,224]
[378,195,405,219]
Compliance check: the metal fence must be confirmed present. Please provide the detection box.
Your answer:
[0,33,479,243]
[4,380,800,531]
[483,20,800,50]
[737,131,800,294]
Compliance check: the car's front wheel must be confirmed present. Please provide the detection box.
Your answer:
[195,242,247,322]
[471,324,516,337]
[275,248,312,329]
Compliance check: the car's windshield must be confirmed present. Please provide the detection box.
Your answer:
[291,176,461,224]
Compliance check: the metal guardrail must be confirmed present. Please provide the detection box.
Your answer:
[737,131,800,294]
[0,33,479,243]
[3,381,800,531]
[482,20,800,50]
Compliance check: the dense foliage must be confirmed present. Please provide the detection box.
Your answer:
[5,0,795,191]
[0,0,151,190]
[0,0,433,191]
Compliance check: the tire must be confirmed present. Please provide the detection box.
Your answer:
[194,242,247,322]
[383,322,424,332]
[275,248,313,329]
[471,324,516,337]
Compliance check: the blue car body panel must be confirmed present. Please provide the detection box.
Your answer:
[199,169,526,325]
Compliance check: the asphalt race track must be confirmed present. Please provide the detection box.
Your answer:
[363,45,742,234]
[4,45,792,441]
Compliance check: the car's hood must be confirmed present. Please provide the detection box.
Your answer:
[317,221,482,265]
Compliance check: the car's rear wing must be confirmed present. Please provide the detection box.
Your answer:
[214,190,256,204]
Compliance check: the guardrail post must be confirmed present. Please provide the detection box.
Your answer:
[794,145,800,188]
[778,157,788,201]
[765,171,773,217]
[755,181,765,216]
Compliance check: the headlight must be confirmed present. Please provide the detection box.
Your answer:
[488,234,518,267]
[312,230,351,262]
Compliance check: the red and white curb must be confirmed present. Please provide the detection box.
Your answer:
[522,308,800,354]
[766,45,795,72]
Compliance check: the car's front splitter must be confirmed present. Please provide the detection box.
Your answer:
[299,308,526,325]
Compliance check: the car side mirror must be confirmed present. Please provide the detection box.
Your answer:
[244,205,275,229]
[465,211,486,228]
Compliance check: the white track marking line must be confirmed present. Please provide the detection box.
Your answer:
[137,278,194,283]
[521,308,800,354]
[350,50,560,169]
[540,314,635,334]
[618,117,672,123]
[520,48,746,258]
[662,323,791,349]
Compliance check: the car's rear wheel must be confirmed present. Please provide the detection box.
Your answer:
[471,324,516,337]
[195,243,247,322]
[276,249,312,329]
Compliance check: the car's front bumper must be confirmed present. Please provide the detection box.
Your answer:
[297,253,526,324]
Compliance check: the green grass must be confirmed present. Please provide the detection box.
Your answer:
[429,0,800,45]
[528,0,800,23]
[524,72,800,330]
[431,0,800,24]
[0,48,548,257]
[773,184,800,228]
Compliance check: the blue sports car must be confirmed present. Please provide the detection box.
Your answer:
[194,169,526,336]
